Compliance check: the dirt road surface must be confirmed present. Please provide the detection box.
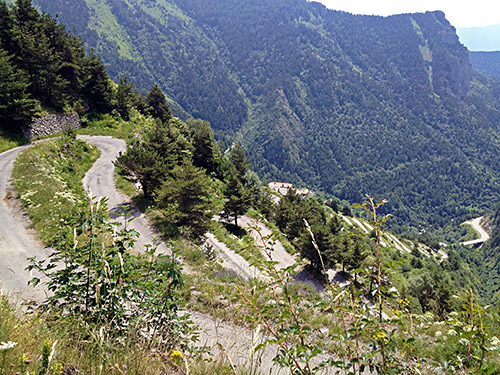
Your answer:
[239,215,296,270]
[0,137,335,373]
[204,233,263,280]
[79,135,171,256]
[0,144,49,303]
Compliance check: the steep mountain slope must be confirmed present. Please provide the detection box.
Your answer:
[470,51,500,78]
[34,0,500,231]
[34,0,246,131]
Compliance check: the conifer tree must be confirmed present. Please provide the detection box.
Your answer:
[0,48,38,129]
[146,84,172,123]
[157,160,215,242]
[116,119,192,199]
[115,77,133,120]
[0,2,14,52]
[229,143,249,183]
[83,52,113,113]
[223,163,251,227]
[187,118,219,175]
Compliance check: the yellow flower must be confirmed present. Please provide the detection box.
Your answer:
[170,350,184,361]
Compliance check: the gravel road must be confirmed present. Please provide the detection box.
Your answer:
[239,215,296,270]
[79,135,171,256]
[204,232,263,280]
[0,144,49,303]
[0,136,340,373]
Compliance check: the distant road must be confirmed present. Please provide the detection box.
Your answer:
[462,216,490,246]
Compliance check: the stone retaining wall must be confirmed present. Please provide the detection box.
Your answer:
[23,113,81,139]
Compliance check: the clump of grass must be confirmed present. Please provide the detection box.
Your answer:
[78,110,151,143]
[211,221,263,264]
[0,127,27,153]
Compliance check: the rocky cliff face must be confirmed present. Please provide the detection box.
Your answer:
[416,11,472,99]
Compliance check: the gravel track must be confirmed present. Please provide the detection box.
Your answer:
[239,215,296,270]
[79,135,172,256]
[0,144,50,303]
[0,137,331,373]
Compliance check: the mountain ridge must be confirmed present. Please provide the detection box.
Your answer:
[32,0,500,232]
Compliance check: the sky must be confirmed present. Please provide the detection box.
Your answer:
[313,0,500,28]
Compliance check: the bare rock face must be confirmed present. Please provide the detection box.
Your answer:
[418,11,472,99]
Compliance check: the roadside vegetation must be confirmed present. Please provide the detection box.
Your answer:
[7,128,500,374]
[11,131,99,244]
[3,1,500,373]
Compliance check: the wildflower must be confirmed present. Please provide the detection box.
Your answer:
[0,341,17,350]
[459,338,469,346]
[170,350,184,361]
[50,362,64,375]
[398,298,410,307]
[490,336,500,346]
[20,353,32,365]
[392,309,402,316]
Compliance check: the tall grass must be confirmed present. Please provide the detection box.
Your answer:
[12,136,99,244]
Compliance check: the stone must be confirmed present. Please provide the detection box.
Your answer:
[22,113,81,139]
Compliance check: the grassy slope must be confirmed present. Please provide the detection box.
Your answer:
[0,128,27,153]
[12,136,99,243]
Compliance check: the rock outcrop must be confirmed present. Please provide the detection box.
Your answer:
[23,113,81,139]
[417,11,472,99]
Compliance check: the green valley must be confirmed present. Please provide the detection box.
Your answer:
[32,0,500,234]
[3,0,500,374]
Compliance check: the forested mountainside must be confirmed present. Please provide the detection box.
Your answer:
[0,0,114,129]
[33,0,500,232]
[470,51,500,78]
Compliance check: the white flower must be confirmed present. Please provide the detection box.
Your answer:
[490,336,500,346]
[0,341,18,350]
[459,338,469,346]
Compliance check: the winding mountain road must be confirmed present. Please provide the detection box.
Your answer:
[0,136,264,301]
[79,135,171,256]
[462,216,490,246]
[0,144,49,302]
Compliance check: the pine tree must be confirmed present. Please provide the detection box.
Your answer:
[83,52,113,113]
[0,2,14,52]
[157,160,215,242]
[0,48,38,129]
[146,84,172,123]
[223,163,251,227]
[115,77,133,120]
[116,119,193,199]
[229,143,249,183]
[187,118,219,174]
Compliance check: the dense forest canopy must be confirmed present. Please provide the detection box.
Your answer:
[17,0,500,235]
[0,0,115,129]
[469,51,500,78]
